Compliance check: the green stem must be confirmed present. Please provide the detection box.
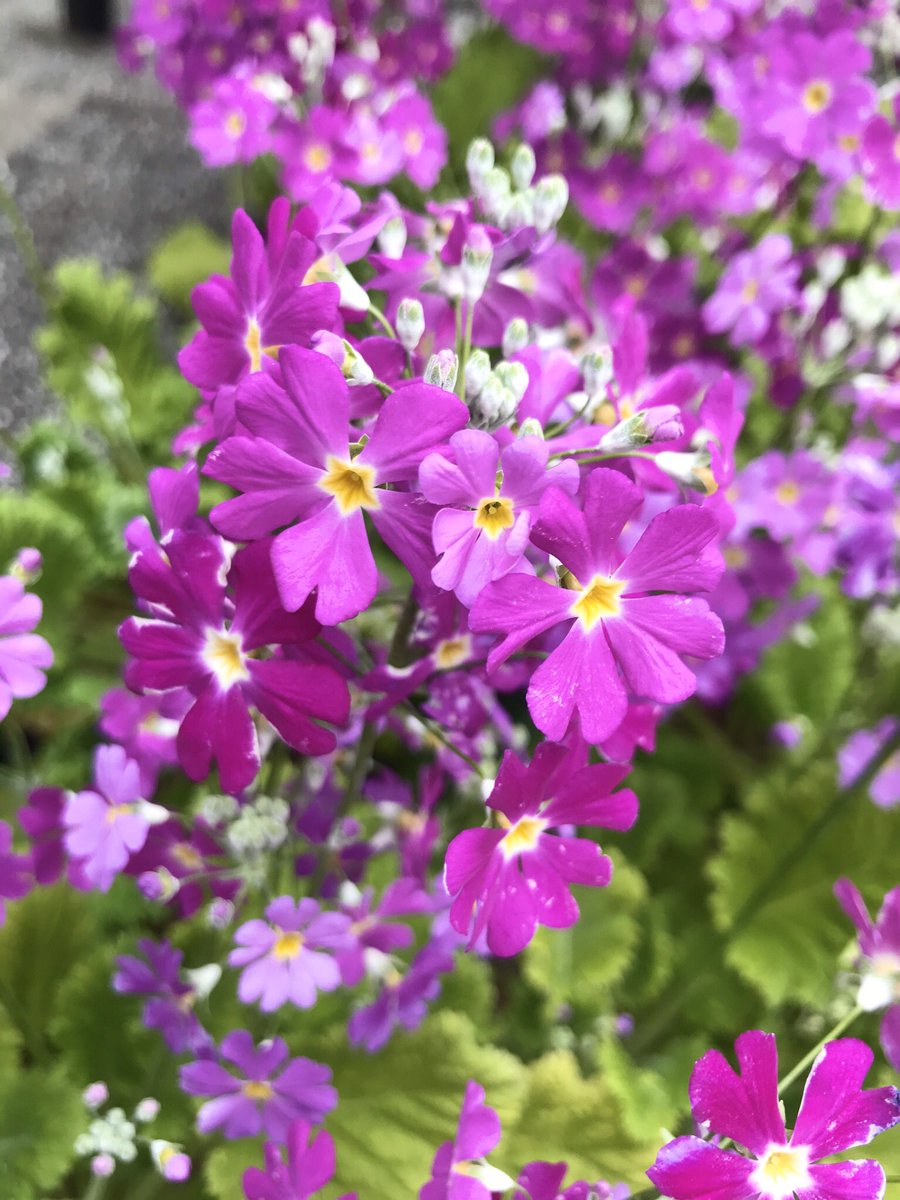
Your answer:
[0,172,51,307]
[402,696,488,779]
[368,302,397,340]
[548,448,658,465]
[777,1006,863,1097]
[344,722,378,811]
[83,1172,109,1200]
[388,590,420,668]
[456,302,474,401]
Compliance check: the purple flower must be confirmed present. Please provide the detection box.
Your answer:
[420,1081,509,1200]
[178,207,340,394]
[383,92,448,190]
[515,1163,629,1200]
[348,936,454,1052]
[470,468,725,744]
[861,104,900,211]
[243,1119,349,1200]
[703,235,800,346]
[0,820,31,925]
[205,346,468,624]
[445,742,638,957]
[188,73,278,168]
[0,574,53,719]
[98,687,188,795]
[836,879,900,1071]
[838,719,900,809]
[63,745,168,892]
[114,938,214,1056]
[419,431,578,606]
[120,534,349,794]
[180,1031,336,1141]
[647,1031,900,1200]
[228,896,351,1012]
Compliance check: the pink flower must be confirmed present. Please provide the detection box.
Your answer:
[189,73,278,168]
[445,743,638,957]
[0,574,53,720]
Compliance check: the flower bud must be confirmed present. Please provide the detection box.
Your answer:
[134,1097,160,1124]
[91,1154,116,1177]
[533,173,569,234]
[397,298,425,353]
[151,1140,192,1182]
[479,167,512,220]
[582,346,614,397]
[518,417,544,439]
[137,868,180,903]
[378,215,407,259]
[654,447,718,494]
[83,1082,109,1110]
[493,361,529,404]
[472,373,517,430]
[461,228,494,305]
[464,348,492,398]
[503,189,534,230]
[511,143,537,191]
[424,350,459,392]
[183,962,223,1000]
[466,137,495,187]
[10,546,42,584]
[502,318,529,358]
[207,897,235,928]
[312,331,375,386]
[598,405,684,454]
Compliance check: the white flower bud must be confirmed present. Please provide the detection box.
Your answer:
[493,361,529,404]
[424,350,459,392]
[461,228,494,305]
[502,318,529,358]
[654,448,718,495]
[518,417,544,439]
[134,1098,160,1124]
[378,215,407,259]
[532,174,569,233]
[511,143,537,191]
[397,298,425,353]
[466,138,495,187]
[464,348,492,398]
[582,346,614,397]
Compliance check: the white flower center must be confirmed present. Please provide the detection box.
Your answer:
[750,1144,812,1199]
[203,628,250,688]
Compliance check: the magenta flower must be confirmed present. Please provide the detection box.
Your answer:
[63,745,168,893]
[243,1119,349,1200]
[120,534,349,794]
[188,73,278,168]
[861,105,900,211]
[470,468,725,744]
[205,346,468,624]
[0,820,31,925]
[178,207,340,393]
[835,879,900,1071]
[445,742,638,957]
[419,431,579,606]
[180,1031,336,1141]
[348,936,454,1052]
[228,896,351,1012]
[0,574,53,719]
[647,1031,900,1200]
[420,1081,509,1200]
[702,235,800,346]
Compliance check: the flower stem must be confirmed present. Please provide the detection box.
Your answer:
[368,302,397,340]
[776,1006,863,1097]
[83,1173,109,1200]
[456,301,474,400]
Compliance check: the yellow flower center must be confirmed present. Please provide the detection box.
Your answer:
[243,319,280,373]
[775,480,800,505]
[571,575,626,630]
[474,497,515,540]
[671,332,695,358]
[304,143,332,172]
[741,279,760,303]
[499,814,547,858]
[724,545,749,569]
[272,931,304,960]
[435,636,472,670]
[172,843,204,871]
[203,628,250,688]
[225,111,245,139]
[599,182,621,203]
[802,80,832,114]
[242,1080,274,1101]
[750,1145,812,1198]
[624,274,646,298]
[838,133,859,152]
[319,456,380,515]
[404,129,424,155]
[106,803,135,824]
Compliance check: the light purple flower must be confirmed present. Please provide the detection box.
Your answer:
[445,742,637,957]
[861,103,900,211]
[205,346,468,624]
[228,896,351,1012]
[838,719,900,809]
[647,1031,900,1200]
[470,468,725,744]
[420,1081,506,1200]
[0,574,53,720]
[180,1030,336,1141]
[63,745,167,892]
[419,431,578,606]
[703,235,800,346]
[188,73,278,168]
[243,1119,348,1200]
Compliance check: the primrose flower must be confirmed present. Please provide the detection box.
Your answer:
[835,879,900,1071]
[243,1119,348,1200]
[180,1031,336,1141]
[419,430,579,606]
[445,742,637,956]
[228,896,352,1012]
[205,346,468,624]
[702,235,800,346]
[113,938,215,1056]
[178,207,340,393]
[420,1081,513,1200]
[63,745,168,893]
[647,1031,900,1200]
[0,573,53,720]
[470,468,724,744]
[120,533,349,794]
[189,74,278,169]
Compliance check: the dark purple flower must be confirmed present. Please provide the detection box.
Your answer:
[114,938,215,1056]
[0,820,31,925]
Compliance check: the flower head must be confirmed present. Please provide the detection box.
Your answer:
[836,879,900,1071]
[0,573,53,720]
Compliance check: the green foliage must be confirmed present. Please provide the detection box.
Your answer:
[149,222,230,313]
[0,1068,85,1199]
[708,760,900,1007]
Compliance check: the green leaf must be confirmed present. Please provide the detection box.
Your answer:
[500,1050,661,1188]
[0,1068,85,1198]
[148,222,230,313]
[524,851,647,1009]
[0,884,94,1054]
[596,1034,704,1143]
[708,760,900,1007]
[205,1140,264,1200]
